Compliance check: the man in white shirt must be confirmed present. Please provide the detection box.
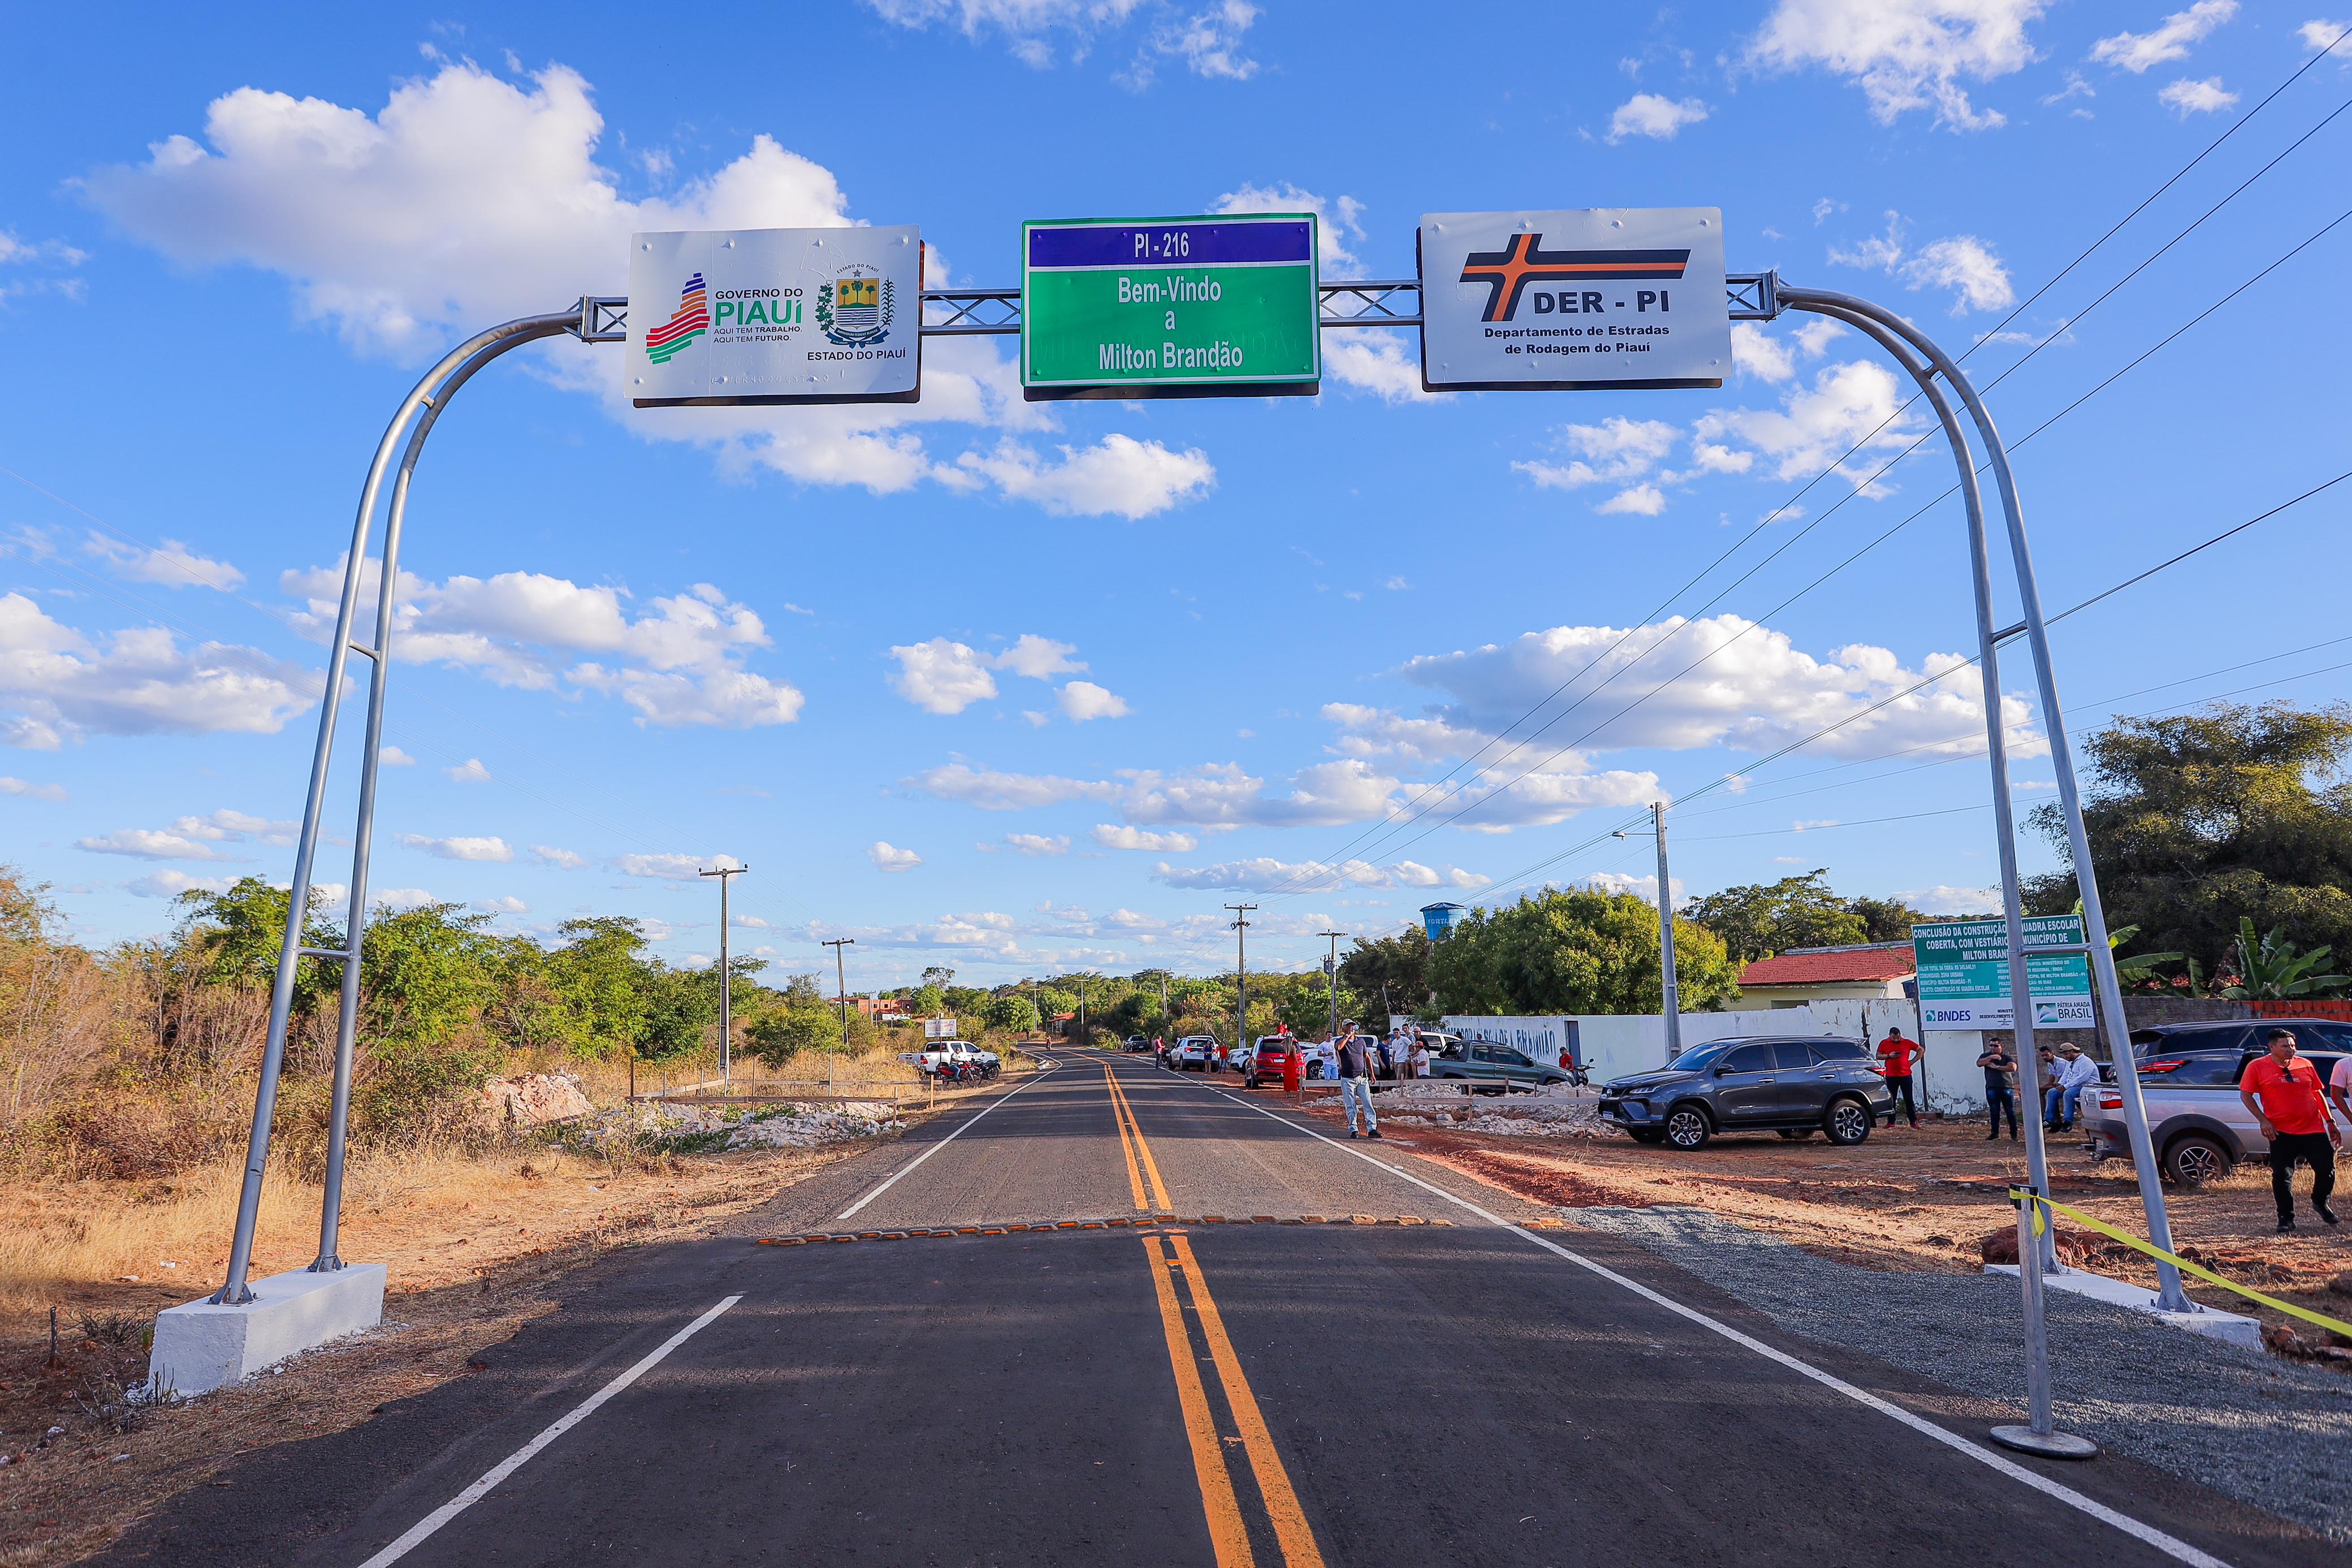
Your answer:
[1316,1036,1338,1082]
[2047,1044,2101,1130]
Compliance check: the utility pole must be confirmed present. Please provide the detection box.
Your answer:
[1077,974,1088,1043]
[699,864,746,1088]
[823,937,855,1093]
[1226,904,1257,1054]
[1615,803,1681,1064]
[1159,970,1169,1026]
[1320,929,1345,1043]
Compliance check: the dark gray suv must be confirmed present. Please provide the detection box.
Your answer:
[1598,1036,1893,1150]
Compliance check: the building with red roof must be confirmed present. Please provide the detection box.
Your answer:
[1736,941,1918,1009]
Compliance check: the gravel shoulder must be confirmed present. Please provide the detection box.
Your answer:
[1562,1202,2352,1544]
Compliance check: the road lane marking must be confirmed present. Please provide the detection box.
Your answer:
[1192,1081,2233,1568]
[354,1294,743,1567]
[1165,1233,1326,1568]
[1100,1062,1149,1210]
[1143,1233,1256,1567]
[1105,1063,1174,1211]
[836,1062,1051,1220]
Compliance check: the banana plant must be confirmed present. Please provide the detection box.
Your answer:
[2219,916,2347,1000]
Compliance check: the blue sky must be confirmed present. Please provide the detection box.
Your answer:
[2,2,2347,987]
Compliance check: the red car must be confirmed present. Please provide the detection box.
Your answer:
[1242,1035,1302,1089]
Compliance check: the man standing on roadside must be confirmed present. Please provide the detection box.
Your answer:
[1978,1037,2019,1141]
[1877,1025,1923,1128]
[1336,1024,1380,1140]
[2331,1050,2352,1130]
[2241,1027,2340,1232]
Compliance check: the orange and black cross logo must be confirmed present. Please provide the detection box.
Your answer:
[1457,235,1692,322]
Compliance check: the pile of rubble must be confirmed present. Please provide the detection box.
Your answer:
[719,1102,903,1149]
[1377,1082,1612,1139]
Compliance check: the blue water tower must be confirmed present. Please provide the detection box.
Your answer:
[1421,902,1467,942]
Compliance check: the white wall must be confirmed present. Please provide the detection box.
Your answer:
[1443,1009,1825,1086]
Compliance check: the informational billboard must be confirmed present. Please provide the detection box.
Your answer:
[923,1016,957,1039]
[1913,916,2094,1031]
[1021,214,1320,400]
[628,226,921,407]
[1417,208,1731,392]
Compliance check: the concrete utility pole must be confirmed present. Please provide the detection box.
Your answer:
[1615,804,1681,1064]
[699,865,746,1087]
[1320,929,1345,1043]
[1226,904,1257,1054]
[1078,975,1088,1042]
[823,937,855,1093]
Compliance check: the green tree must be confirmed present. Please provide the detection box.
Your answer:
[1428,889,1740,1015]
[173,877,341,1011]
[2025,701,2352,977]
[2219,916,2347,999]
[745,1004,838,1069]
[1338,928,1432,1015]
[982,993,1039,1033]
[1845,894,1942,944]
[1682,870,1867,965]
[547,917,655,1058]
[636,965,715,1063]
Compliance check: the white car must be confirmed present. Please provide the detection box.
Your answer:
[1169,1036,1220,1072]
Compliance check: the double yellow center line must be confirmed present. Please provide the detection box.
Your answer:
[1102,1061,1323,1568]
[1101,1059,1172,1212]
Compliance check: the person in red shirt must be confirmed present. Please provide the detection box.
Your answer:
[2239,1027,2341,1231]
[1877,1026,1922,1128]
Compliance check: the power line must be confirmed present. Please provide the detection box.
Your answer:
[1255,71,2352,900]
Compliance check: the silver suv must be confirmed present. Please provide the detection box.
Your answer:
[2081,1020,2352,1185]
[1598,1035,1892,1150]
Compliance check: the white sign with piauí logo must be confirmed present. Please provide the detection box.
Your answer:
[1417,208,1731,392]
[628,226,921,407]
[1912,916,2094,1031]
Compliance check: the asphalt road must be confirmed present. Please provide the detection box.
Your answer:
[100,1051,2338,1568]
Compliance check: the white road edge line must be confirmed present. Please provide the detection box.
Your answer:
[1191,1077,2232,1568]
[354,1293,743,1568]
[836,1057,1054,1220]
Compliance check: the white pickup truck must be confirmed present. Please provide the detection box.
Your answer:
[899,1039,1000,1080]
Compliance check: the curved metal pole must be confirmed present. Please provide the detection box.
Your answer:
[1778,284,2190,1313]
[311,315,576,1272]
[218,307,583,1303]
[1797,300,2058,1267]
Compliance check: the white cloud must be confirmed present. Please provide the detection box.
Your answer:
[1380,614,2041,783]
[77,828,243,862]
[397,833,514,863]
[1213,181,1364,270]
[530,844,587,868]
[2158,76,2239,115]
[993,634,1086,681]
[1021,709,1050,727]
[1057,680,1131,721]
[2091,1,2236,72]
[1596,484,1667,517]
[1903,236,2016,313]
[378,745,416,766]
[370,887,439,911]
[81,534,246,591]
[1152,856,1490,893]
[955,434,1215,518]
[1892,883,2001,914]
[0,592,317,748]
[75,808,299,861]
[126,869,235,899]
[1694,359,1922,490]
[474,894,529,914]
[282,560,806,729]
[1092,824,1197,852]
[1608,94,1710,141]
[2299,20,2352,58]
[870,840,924,873]
[889,638,999,714]
[442,757,493,783]
[1001,833,1071,856]
[1583,870,1686,904]
[1147,0,1261,81]
[1746,0,2042,129]
[1828,213,2013,314]
[0,776,67,802]
[81,59,1211,522]
[617,851,741,881]
[1731,318,1845,386]
[909,756,1400,829]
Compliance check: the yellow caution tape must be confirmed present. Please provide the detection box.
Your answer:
[2009,1188,2352,1342]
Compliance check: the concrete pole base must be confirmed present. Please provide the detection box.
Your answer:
[147,1263,386,1398]
[1989,1424,2099,1460]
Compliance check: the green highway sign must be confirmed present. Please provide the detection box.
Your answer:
[1913,915,2093,1031]
[1021,214,1321,400]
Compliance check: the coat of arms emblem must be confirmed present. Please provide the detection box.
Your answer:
[817,265,893,347]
